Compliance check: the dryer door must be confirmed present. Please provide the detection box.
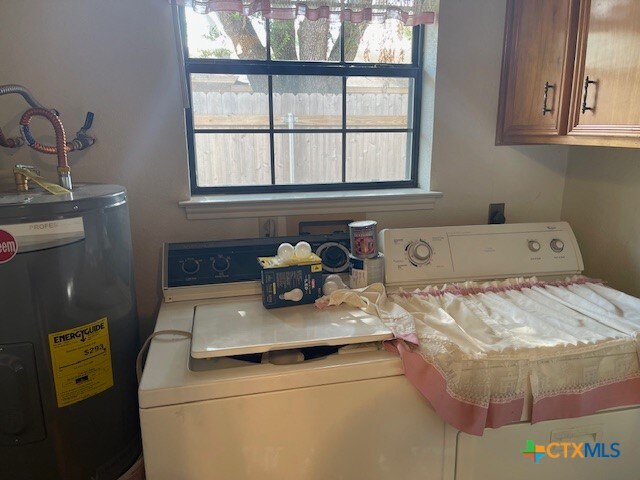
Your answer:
[454,409,640,479]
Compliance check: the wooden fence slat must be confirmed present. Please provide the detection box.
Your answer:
[194,92,410,186]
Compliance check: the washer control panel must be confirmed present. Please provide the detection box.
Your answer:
[165,233,351,288]
[379,222,583,286]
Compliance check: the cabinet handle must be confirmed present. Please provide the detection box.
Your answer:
[542,82,555,115]
[581,76,597,114]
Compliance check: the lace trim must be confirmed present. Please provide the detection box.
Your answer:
[390,276,604,299]
[534,371,640,400]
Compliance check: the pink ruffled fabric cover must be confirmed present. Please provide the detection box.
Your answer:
[316,276,640,436]
[177,0,437,26]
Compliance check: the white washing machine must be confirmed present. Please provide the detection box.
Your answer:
[139,299,447,480]
[139,235,448,480]
[139,224,640,479]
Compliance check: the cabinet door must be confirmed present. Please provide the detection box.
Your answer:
[569,0,640,137]
[497,0,579,144]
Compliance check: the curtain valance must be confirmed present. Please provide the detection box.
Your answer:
[176,0,436,26]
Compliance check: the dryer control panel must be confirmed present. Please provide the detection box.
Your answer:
[379,222,584,287]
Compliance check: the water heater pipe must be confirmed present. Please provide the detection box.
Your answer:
[0,129,23,148]
[0,84,95,153]
[19,108,72,190]
[0,84,46,108]
[0,84,48,149]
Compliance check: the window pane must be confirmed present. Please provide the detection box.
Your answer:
[347,77,411,128]
[346,20,413,64]
[270,19,341,62]
[274,133,342,184]
[191,74,269,130]
[182,8,421,193]
[185,10,267,60]
[346,132,410,182]
[273,76,342,129]
[195,133,271,187]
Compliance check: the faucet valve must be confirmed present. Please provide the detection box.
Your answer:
[13,164,70,195]
[70,112,96,151]
[13,164,41,192]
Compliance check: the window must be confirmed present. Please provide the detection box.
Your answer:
[181,9,423,194]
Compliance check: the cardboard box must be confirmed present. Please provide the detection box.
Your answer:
[349,253,384,288]
[259,254,324,308]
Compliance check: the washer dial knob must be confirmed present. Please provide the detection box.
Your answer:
[528,240,541,252]
[315,242,350,273]
[406,240,433,266]
[212,256,230,273]
[181,257,200,275]
[550,239,565,253]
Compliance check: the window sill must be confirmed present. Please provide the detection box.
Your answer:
[180,188,443,219]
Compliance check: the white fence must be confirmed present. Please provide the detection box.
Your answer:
[191,91,411,186]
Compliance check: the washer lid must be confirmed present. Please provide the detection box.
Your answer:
[191,298,393,359]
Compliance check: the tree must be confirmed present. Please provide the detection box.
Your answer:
[208,13,369,93]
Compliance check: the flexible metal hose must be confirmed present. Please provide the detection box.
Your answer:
[19,108,73,189]
[19,108,69,168]
[0,84,94,152]
[0,84,45,109]
[0,84,44,148]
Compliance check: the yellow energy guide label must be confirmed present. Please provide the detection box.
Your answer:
[48,317,114,408]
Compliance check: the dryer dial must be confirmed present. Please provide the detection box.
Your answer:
[550,239,565,253]
[406,240,433,266]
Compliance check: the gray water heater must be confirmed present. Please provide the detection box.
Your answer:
[0,184,140,479]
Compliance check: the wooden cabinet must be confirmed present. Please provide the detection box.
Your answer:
[568,0,640,138]
[497,0,640,147]
[496,0,579,143]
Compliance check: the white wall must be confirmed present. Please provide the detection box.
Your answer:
[413,0,569,228]
[562,147,640,297]
[0,0,569,334]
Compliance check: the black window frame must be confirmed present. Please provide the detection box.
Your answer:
[180,8,424,195]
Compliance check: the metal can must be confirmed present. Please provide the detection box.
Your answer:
[349,220,378,259]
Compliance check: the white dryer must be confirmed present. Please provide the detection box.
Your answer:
[139,223,640,480]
